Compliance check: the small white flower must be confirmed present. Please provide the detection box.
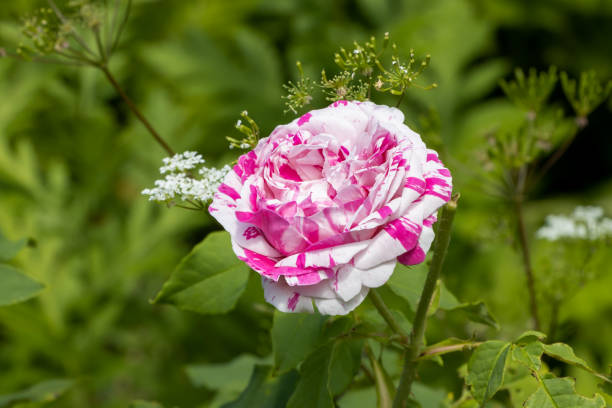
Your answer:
[236,119,242,127]
[537,206,612,241]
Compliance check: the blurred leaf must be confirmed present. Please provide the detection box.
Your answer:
[524,377,606,408]
[130,401,165,408]
[222,365,298,408]
[287,339,364,408]
[366,348,395,408]
[153,231,250,315]
[387,264,459,313]
[598,366,612,395]
[0,264,44,307]
[0,379,74,407]
[271,311,328,374]
[0,231,26,261]
[466,341,511,405]
[186,354,270,391]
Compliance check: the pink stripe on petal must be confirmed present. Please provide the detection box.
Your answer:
[426,153,442,163]
[287,293,300,311]
[297,113,312,126]
[218,183,241,200]
[384,218,421,251]
[397,246,426,265]
[279,164,302,181]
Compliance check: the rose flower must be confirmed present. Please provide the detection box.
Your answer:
[210,101,452,315]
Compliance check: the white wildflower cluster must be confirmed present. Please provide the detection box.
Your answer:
[536,206,612,241]
[142,151,231,207]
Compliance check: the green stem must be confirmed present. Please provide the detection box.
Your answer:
[393,195,458,408]
[513,196,541,330]
[370,289,409,340]
[99,65,175,156]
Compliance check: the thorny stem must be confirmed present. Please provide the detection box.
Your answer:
[99,65,175,156]
[514,194,541,330]
[370,289,409,341]
[393,195,458,408]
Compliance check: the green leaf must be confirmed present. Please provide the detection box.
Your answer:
[387,263,459,312]
[515,331,547,344]
[186,354,270,391]
[541,343,594,373]
[0,231,26,261]
[130,401,164,408]
[222,365,298,408]
[366,349,395,408]
[524,377,606,408]
[154,231,250,315]
[512,342,544,371]
[0,264,44,307]
[466,341,511,405]
[287,339,364,408]
[271,311,328,374]
[0,379,74,407]
[450,301,499,330]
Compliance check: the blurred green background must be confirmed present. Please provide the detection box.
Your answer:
[1,0,611,406]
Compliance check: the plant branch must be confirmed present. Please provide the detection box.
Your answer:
[99,65,175,156]
[417,341,482,360]
[513,195,541,330]
[370,288,409,341]
[393,194,459,408]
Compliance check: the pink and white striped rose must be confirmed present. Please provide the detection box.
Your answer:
[209,101,452,315]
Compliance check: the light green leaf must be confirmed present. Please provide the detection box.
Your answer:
[515,331,547,344]
[222,365,298,408]
[287,339,364,408]
[466,341,511,405]
[0,264,44,307]
[524,377,606,408]
[0,231,26,261]
[130,401,164,408]
[0,379,74,407]
[186,354,270,391]
[271,311,327,374]
[541,343,594,373]
[512,342,544,371]
[154,231,250,315]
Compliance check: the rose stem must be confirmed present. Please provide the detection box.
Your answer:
[370,289,409,340]
[393,194,458,408]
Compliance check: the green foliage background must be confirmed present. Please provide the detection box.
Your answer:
[0,0,611,406]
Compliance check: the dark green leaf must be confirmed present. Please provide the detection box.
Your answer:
[287,339,364,408]
[154,231,250,315]
[449,301,499,330]
[0,264,44,307]
[0,379,74,407]
[271,311,327,374]
[466,341,511,405]
[222,365,298,408]
[524,377,606,408]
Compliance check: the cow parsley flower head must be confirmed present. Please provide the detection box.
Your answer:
[536,206,612,241]
[142,151,231,208]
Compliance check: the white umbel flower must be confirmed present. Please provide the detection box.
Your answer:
[142,152,231,206]
[537,206,612,241]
